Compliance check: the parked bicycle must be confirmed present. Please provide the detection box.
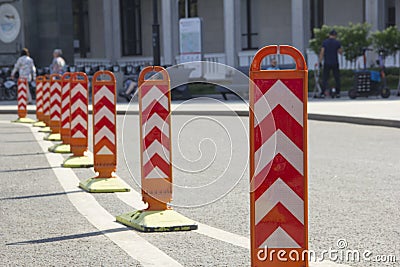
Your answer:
[0,67,17,101]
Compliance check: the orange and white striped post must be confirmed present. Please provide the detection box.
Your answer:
[79,71,129,192]
[62,72,93,168]
[33,76,46,127]
[44,74,63,141]
[39,75,52,132]
[13,77,34,123]
[116,66,196,232]
[48,72,72,153]
[249,45,308,267]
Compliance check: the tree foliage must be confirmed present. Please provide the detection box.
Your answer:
[370,26,400,56]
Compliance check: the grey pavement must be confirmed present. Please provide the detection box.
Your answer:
[0,94,399,266]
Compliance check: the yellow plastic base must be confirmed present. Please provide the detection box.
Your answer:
[116,210,198,232]
[38,126,52,133]
[33,121,47,127]
[48,143,71,153]
[12,117,36,124]
[62,155,93,168]
[79,177,131,193]
[44,133,61,141]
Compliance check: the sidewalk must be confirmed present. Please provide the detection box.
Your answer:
[1,95,399,127]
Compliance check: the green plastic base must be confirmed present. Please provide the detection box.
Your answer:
[44,133,61,141]
[38,126,52,133]
[62,155,93,168]
[12,117,36,124]
[116,210,198,232]
[79,177,131,193]
[33,121,47,127]
[48,143,71,153]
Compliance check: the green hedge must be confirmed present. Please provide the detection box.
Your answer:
[308,67,400,92]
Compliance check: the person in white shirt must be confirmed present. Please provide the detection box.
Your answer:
[11,48,36,104]
[50,49,66,74]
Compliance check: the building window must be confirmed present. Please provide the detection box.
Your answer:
[179,0,198,18]
[310,0,324,38]
[120,0,142,56]
[386,0,396,27]
[242,0,258,50]
[73,0,90,58]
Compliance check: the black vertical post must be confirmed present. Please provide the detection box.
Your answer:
[152,0,161,66]
[246,0,252,50]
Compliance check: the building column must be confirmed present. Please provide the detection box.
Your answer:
[102,0,121,61]
[396,0,400,28]
[365,0,385,31]
[291,0,310,55]
[223,0,241,67]
[162,0,179,65]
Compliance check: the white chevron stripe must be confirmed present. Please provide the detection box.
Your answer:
[61,99,69,111]
[61,111,69,121]
[71,114,86,129]
[50,93,61,103]
[61,122,70,129]
[94,126,115,145]
[72,130,85,138]
[258,227,301,249]
[51,83,61,92]
[18,91,27,97]
[255,178,304,225]
[97,146,113,155]
[94,85,114,104]
[254,80,303,127]
[50,115,60,121]
[254,130,303,177]
[145,166,168,179]
[71,83,86,97]
[94,106,114,125]
[50,105,61,114]
[62,84,69,96]
[19,83,27,89]
[142,140,170,165]
[71,98,86,113]
[142,113,169,137]
[142,86,168,111]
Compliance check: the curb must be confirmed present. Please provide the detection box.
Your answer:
[308,113,400,129]
[1,108,399,128]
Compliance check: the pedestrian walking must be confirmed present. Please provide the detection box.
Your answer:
[11,48,36,104]
[318,29,342,98]
[50,49,66,74]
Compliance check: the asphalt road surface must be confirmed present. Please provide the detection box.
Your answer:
[0,113,399,267]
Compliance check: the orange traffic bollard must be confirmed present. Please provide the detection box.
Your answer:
[39,75,52,132]
[116,66,196,232]
[62,72,93,168]
[44,74,63,141]
[48,72,72,153]
[249,45,308,267]
[13,77,34,123]
[33,76,46,127]
[79,71,129,192]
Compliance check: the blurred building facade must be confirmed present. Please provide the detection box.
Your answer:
[1,0,399,68]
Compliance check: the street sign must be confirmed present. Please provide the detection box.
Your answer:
[249,45,308,267]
